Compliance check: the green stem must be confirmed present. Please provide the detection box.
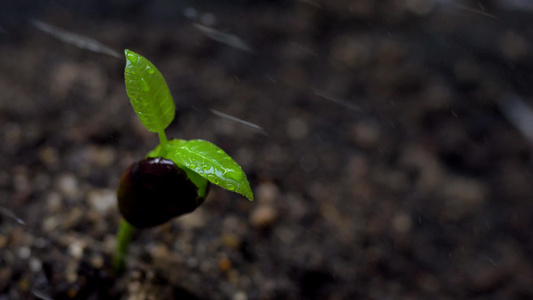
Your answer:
[158,130,169,157]
[113,219,135,271]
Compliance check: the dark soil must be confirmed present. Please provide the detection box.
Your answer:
[1,1,533,299]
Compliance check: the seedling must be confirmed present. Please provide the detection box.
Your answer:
[113,49,253,270]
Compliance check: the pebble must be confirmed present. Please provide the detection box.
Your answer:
[68,240,85,259]
[222,233,242,249]
[148,243,169,260]
[88,189,116,213]
[177,208,206,229]
[29,258,42,272]
[65,263,79,283]
[90,254,104,269]
[43,217,59,232]
[233,291,248,300]
[56,174,80,200]
[45,192,62,213]
[38,146,58,167]
[256,182,279,204]
[218,257,232,272]
[351,121,380,149]
[249,205,278,229]
[18,247,31,259]
[13,168,30,193]
[83,146,116,168]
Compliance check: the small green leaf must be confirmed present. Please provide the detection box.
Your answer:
[124,49,175,132]
[172,139,253,200]
[147,139,208,198]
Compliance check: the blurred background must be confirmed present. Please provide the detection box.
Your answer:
[1,0,533,299]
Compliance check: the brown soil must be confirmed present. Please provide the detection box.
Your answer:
[1,1,533,299]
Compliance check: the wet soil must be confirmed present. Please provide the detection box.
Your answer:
[1,1,533,299]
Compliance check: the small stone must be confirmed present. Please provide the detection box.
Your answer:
[250,205,278,228]
[148,243,169,260]
[233,291,248,300]
[90,254,104,269]
[222,233,241,249]
[13,168,30,193]
[38,146,58,167]
[46,192,62,213]
[18,246,31,259]
[218,257,232,272]
[84,146,116,168]
[256,182,279,204]
[352,121,380,149]
[18,279,30,292]
[43,217,59,232]
[68,240,85,259]
[56,174,79,199]
[65,264,78,283]
[177,209,206,229]
[29,258,42,272]
[103,234,116,254]
[88,189,116,213]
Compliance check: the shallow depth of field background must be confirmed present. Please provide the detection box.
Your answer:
[1,1,533,299]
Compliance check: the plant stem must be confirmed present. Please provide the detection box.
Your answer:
[158,130,169,157]
[113,219,135,272]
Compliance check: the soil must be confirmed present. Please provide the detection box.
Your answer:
[1,1,533,299]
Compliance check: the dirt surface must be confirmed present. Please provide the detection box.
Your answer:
[1,1,533,299]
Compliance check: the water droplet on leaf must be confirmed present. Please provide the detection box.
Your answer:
[189,163,197,169]
[140,80,150,92]
[202,165,210,170]
[207,174,219,184]
[126,52,138,64]
[226,172,243,181]
[227,183,236,191]
[146,66,155,74]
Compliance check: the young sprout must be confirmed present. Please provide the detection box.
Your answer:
[113,50,253,271]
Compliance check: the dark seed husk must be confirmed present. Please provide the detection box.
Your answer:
[117,157,206,228]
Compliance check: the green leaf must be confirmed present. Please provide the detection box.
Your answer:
[172,139,253,201]
[147,139,208,198]
[124,49,175,132]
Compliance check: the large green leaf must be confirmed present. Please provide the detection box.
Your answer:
[147,139,208,199]
[124,49,175,132]
[172,140,253,200]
